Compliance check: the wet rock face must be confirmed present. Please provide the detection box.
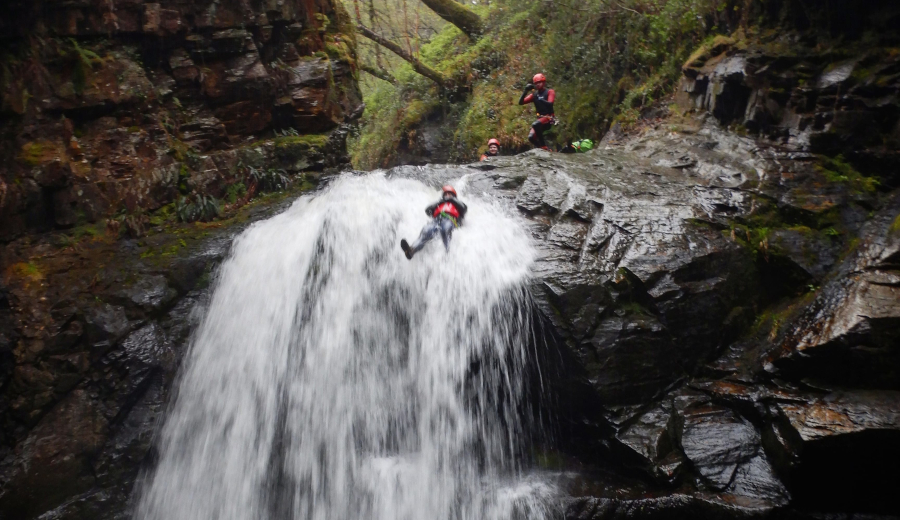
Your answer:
[462,86,898,516]
[677,34,900,182]
[472,134,769,408]
[0,191,298,519]
[0,0,363,241]
[767,194,900,389]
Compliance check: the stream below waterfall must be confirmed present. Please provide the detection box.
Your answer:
[134,172,561,520]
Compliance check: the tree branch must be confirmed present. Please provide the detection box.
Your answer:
[361,63,399,85]
[419,0,483,38]
[357,24,448,87]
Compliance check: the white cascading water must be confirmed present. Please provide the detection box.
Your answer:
[134,173,557,520]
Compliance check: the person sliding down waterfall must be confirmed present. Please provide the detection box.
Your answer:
[518,73,556,150]
[400,185,468,260]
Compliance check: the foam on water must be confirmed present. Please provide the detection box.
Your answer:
[135,173,557,520]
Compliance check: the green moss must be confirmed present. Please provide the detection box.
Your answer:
[400,99,433,128]
[18,142,46,166]
[324,36,355,64]
[786,225,815,235]
[684,34,735,69]
[815,154,880,194]
[8,262,43,283]
[273,134,329,149]
[178,164,190,194]
[148,202,177,227]
[314,12,331,32]
[889,214,900,235]
[71,224,101,240]
[618,301,652,316]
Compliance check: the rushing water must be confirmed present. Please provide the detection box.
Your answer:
[135,173,558,520]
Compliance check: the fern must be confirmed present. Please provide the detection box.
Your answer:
[67,39,104,95]
[176,194,220,222]
[249,166,291,193]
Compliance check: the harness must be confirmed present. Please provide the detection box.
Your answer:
[438,212,459,228]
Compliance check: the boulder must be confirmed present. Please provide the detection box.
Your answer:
[0,390,107,519]
[770,196,900,388]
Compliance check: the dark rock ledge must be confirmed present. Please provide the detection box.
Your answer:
[0,187,311,520]
[460,108,899,518]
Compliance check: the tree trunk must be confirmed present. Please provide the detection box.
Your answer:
[419,0,483,38]
[361,63,399,85]
[357,24,448,87]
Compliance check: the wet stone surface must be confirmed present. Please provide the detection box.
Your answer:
[0,191,302,520]
[458,104,898,517]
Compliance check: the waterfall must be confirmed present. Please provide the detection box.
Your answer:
[134,173,558,520]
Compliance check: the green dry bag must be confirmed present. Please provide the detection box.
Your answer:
[573,139,594,152]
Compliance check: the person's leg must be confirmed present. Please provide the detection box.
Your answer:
[529,120,544,147]
[438,218,455,251]
[533,120,553,149]
[410,219,440,253]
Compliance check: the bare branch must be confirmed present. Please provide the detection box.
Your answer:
[357,24,448,87]
[361,63,399,85]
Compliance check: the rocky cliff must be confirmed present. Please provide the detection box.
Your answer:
[0,0,363,242]
[461,24,900,517]
[2,2,900,519]
[0,0,362,517]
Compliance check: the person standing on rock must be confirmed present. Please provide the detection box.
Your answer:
[480,138,501,160]
[400,185,468,260]
[519,73,556,151]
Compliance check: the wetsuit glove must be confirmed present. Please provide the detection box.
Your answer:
[524,83,534,91]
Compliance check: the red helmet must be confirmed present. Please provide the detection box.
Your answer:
[442,185,457,197]
[488,138,500,146]
[533,73,546,83]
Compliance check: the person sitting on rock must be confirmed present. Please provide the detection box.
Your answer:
[400,185,468,260]
[480,138,501,161]
[518,73,556,151]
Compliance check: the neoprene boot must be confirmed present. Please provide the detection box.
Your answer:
[400,239,414,260]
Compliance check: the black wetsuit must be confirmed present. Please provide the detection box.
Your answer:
[519,86,556,148]
[480,150,499,161]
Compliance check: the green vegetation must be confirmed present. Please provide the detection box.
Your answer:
[65,39,105,95]
[890,214,900,235]
[18,141,48,166]
[7,262,44,283]
[148,203,177,227]
[225,183,248,204]
[815,154,880,194]
[273,133,329,149]
[349,0,751,167]
[249,167,291,193]
[176,194,220,223]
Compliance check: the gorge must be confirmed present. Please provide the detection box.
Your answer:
[1,1,899,519]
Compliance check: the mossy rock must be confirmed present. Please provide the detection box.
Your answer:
[273,134,329,171]
[18,141,66,167]
[683,35,736,71]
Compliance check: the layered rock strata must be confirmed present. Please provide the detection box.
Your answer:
[0,0,363,241]
[464,114,899,516]
[0,187,313,520]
